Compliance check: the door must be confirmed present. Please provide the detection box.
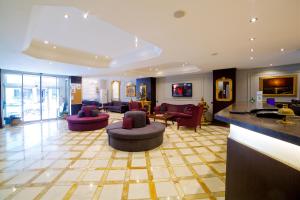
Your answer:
[23,74,41,122]
[42,76,59,120]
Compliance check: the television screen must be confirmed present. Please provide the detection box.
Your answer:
[172,83,192,97]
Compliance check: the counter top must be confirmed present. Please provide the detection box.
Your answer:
[215,102,300,146]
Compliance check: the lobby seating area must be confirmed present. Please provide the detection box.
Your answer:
[0,1,300,199]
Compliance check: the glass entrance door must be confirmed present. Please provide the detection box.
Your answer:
[3,74,22,119]
[42,76,58,120]
[23,74,41,122]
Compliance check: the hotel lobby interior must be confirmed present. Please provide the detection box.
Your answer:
[0,0,300,200]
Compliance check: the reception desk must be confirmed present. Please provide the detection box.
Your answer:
[215,103,300,200]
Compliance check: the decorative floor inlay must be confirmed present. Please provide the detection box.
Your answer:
[0,112,228,200]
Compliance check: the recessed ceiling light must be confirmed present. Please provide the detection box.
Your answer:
[53,46,56,49]
[44,40,49,44]
[64,14,69,19]
[280,48,285,52]
[250,17,258,23]
[250,48,254,52]
[174,10,185,18]
[270,64,273,66]
[49,62,52,65]
[95,56,98,59]
[83,12,89,19]
[211,52,218,56]
[250,57,254,60]
[105,56,110,59]
[250,37,255,41]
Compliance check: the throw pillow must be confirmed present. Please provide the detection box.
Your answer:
[160,104,167,112]
[91,109,99,117]
[122,117,133,129]
[78,110,85,118]
[183,106,193,115]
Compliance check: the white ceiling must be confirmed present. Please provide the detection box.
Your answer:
[0,0,300,77]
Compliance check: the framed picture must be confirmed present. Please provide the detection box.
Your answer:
[259,75,298,96]
[126,83,136,97]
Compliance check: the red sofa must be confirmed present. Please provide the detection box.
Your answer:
[129,101,147,112]
[177,105,204,132]
[154,103,203,131]
[67,105,109,131]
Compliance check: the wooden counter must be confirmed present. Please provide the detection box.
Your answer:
[215,102,300,200]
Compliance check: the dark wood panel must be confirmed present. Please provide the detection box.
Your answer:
[226,138,300,200]
[213,68,236,120]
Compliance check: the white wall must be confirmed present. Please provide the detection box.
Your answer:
[82,76,137,102]
[156,73,213,120]
[237,64,300,102]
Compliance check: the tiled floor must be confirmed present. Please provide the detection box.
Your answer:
[0,112,228,200]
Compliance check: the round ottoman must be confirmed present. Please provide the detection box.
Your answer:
[67,113,109,131]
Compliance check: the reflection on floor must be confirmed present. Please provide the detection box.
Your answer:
[0,112,228,200]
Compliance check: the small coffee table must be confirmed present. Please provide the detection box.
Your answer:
[153,113,174,127]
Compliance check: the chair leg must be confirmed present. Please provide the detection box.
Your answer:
[194,127,197,132]
[177,124,179,130]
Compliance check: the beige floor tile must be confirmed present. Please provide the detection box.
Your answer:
[131,158,146,167]
[99,184,123,200]
[91,159,109,168]
[106,170,126,181]
[71,160,91,168]
[112,159,128,167]
[150,158,166,167]
[70,185,97,200]
[173,166,193,177]
[0,188,14,199]
[185,155,202,164]
[168,157,185,165]
[193,165,214,176]
[28,160,53,169]
[0,172,17,182]
[179,179,204,195]
[12,186,44,200]
[128,183,150,199]
[41,185,71,200]
[129,169,148,180]
[6,171,39,185]
[151,167,170,180]
[32,170,61,183]
[179,148,194,155]
[211,163,226,173]
[202,177,225,192]
[57,170,82,182]
[50,160,72,169]
[82,170,104,182]
[155,181,179,198]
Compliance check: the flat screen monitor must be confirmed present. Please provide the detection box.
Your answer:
[172,83,192,97]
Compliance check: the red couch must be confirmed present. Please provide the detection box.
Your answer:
[129,101,147,112]
[67,105,109,131]
[177,105,204,132]
[154,103,203,131]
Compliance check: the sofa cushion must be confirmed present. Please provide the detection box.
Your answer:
[160,104,167,112]
[124,111,146,128]
[183,106,193,115]
[91,109,99,117]
[107,122,165,140]
[122,117,133,129]
[167,104,178,112]
[78,110,85,118]
[167,112,192,118]
[82,105,97,117]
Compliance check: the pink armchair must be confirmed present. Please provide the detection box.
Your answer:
[128,101,147,112]
[177,105,204,132]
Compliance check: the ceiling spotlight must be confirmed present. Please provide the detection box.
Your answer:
[249,37,255,41]
[49,62,52,65]
[64,14,69,19]
[53,46,56,49]
[270,64,273,66]
[250,48,254,52]
[174,10,185,18]
[83,12,89,19]
[250,17,258,23]
[280,48,285,52]
[95,56,98,59]
[250,57,254,60]
[44,40,49,44]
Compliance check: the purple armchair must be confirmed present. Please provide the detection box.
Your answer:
[177,105,204,132]
[128,101,147,112]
